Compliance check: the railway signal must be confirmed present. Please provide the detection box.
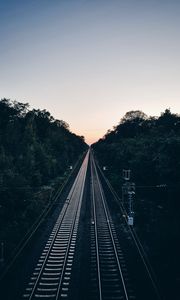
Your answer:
[122,170,135,226]
[123,169,131,181]
[0,242,4,266]
[127,190,135,226]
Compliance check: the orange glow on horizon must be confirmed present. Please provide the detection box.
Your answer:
[73,129,106,145]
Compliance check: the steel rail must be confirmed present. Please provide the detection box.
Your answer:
[55,151,89,300]
[90,155,103,300]
[23,151,89,299]
[91,152,129,300]
[27,161,83,299]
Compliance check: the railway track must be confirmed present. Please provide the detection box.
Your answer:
[22,151,89,300]
[95,158,162,300]
[7,148,161,300]
[90,152,135,300]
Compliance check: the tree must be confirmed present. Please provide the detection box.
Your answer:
[121,110,148,123]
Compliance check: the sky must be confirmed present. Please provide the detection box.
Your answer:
[0,0,180,144]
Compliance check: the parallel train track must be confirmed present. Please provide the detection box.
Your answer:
[90,152,135,300]
[95,157,162,300]
[22,151,89,299]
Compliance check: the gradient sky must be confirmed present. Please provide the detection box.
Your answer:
[0,0,180,144]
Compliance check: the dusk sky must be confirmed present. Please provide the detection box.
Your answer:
[0,0,180,144]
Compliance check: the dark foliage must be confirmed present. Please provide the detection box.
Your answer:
[93,109,180,187]
[92,109,180,298]
[0,98,87,258]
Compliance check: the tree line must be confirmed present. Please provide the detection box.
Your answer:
[0,98,87,259]
[93,109,180,188]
